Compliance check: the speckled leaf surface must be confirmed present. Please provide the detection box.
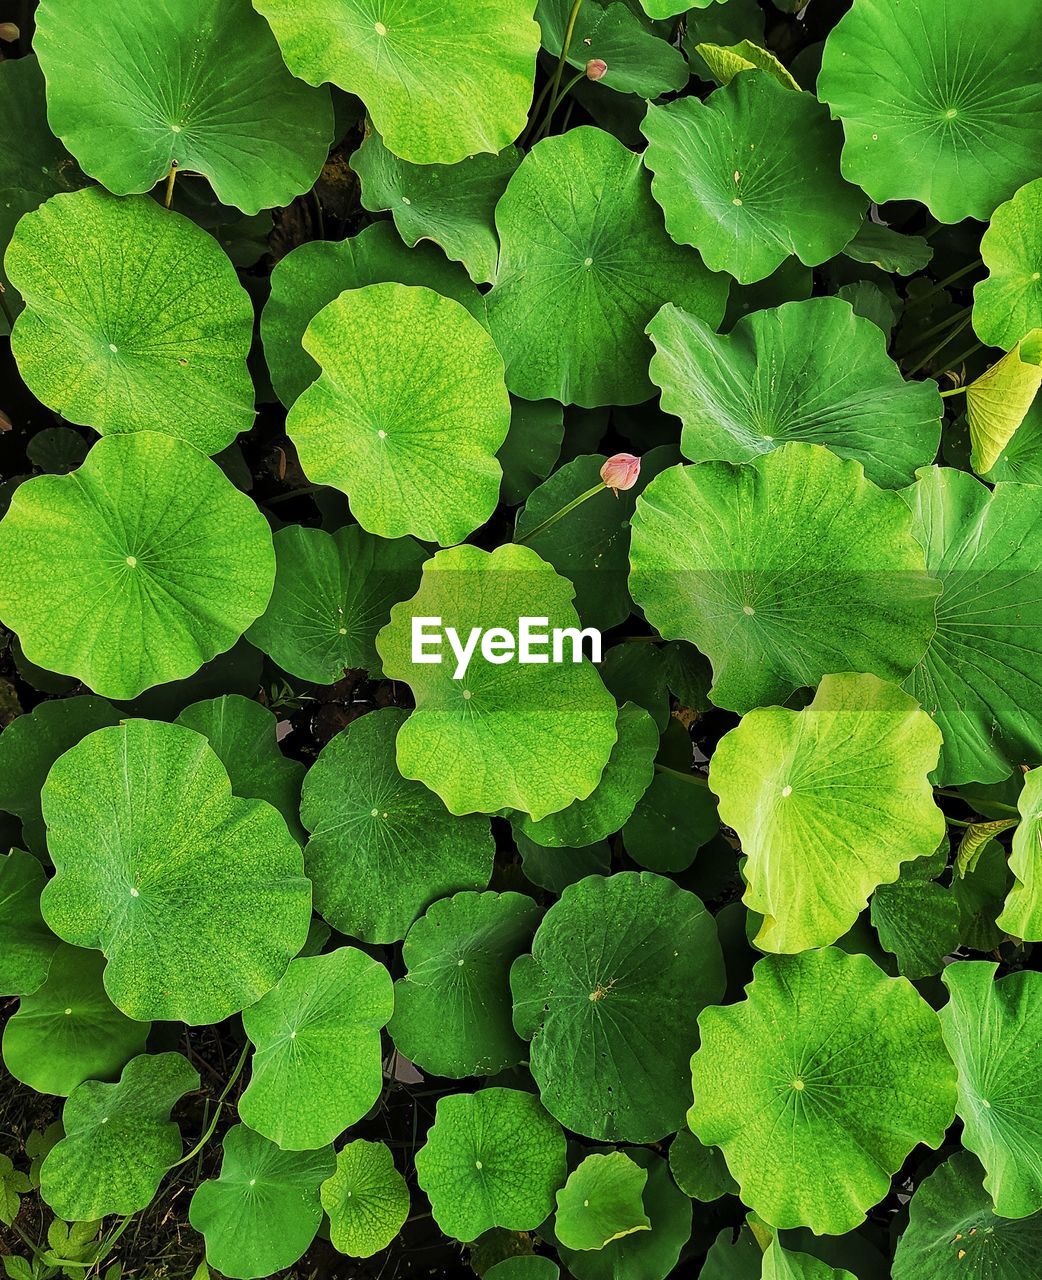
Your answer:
[554,1152,650,1251]
[321,1141,410,1259]
[0,850,58,997]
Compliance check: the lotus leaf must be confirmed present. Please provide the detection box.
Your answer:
[554,1152,650,1251]
[0,850,58,996]
[321,1141,410,1258]
[964,332,1042,476]
[975,179,1042,350]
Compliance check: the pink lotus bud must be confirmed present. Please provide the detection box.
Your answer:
[600,452,640,493]
[586,58,608,82]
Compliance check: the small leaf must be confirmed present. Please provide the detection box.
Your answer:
[965,330,1042,475]
[975,177,1042,350]
[694,41,800,90]
[321,1141,410,1258]
[0,849,58,996]
[668,1130,737,1202]
[554,1152,650,1251]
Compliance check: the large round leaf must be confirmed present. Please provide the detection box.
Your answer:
[511,872,724,1142]
[246,524,426,685]
[415,1088,567,1242]
[389,891,542,1078]
[940,961,1042,1219]
[321,1141,410,1259]
[647,298,942,488]
[251,0,538,165]
[710,673,945,953]
[40,1052,198,1222]
[7,189,254,453]
[486,126,728,407]
[975,179,1042,351]
[629,444,939,714]
[34,0,333,214]
[818,0,1042,223]
[377,543,619,820]
[300,708,495,943]
[689,948,957,1234]
[189,1125,335,1280]
[0,850,58,996]
[0,433,276,700]
[40,719,311,1024]
[3,945,148,1097]
[898,467,1042,785]
[239,948,393,1151]
[286,283,510,545]
[641,73,865,285]
[261,221,486,407]
[554,1152,650,1252]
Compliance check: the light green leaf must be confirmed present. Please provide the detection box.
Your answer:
[300,707,494,943]
[351,131,519,284]
[629,444,939,714]
[554,1152,650,1251]
[246,524,426,685]
[689,947,956,1234]
[34,0,332,214]
[251,0,539,165]
[511,872,724,1142]
[694,40,800,90]
[286,283,509,545]
[956,820,1017,879]
[7,189,254,453]
[642,73,865,285]
[709,673,945,953]
[842,220,933,276]
[0,849,58,996]
[668,1130,737,1202]
[321,1141,410,1258]
[40,1053,198,1222]
[537,0,689,98]
[975,179,1042,350]
[3,945,148,1097]
[0,1155,30,1230]
[261,220,487,407]
[486,126,728,407]
[965,331,1042,475]
[239,948,392,1151]
[390,891,542,1078]
[762,1239,856,1280]
[188,1125,335,1280]
[998,768,1042,939]
[40,719,310,1024]
[377,543,619,820]
[819,0,1042,223]
[648,298,941,488]
[415,1088,566,1242]
[899,466,1042,784]
[0,433,276,700]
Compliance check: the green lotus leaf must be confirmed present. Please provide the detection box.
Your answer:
[940,961,1042,1218]
[321,1140,410,1259]
[389,891,542,1078]
[554,1152,650,1252]
[3,945,148,1097]
[870,842,961,980]
[247,525,425,686]
[647,298,942,488]
[955,840,1013,953]
[499,399,566,507]
[997,769,1042,938]
[622,768,719,873]
[261,221,486,407]
[0,697,121,856]
[486,126,728,407]
[40,719,311,1024]
[975,179,1042,351]
[668,1130,737,1202]
[0,56,83,335]
[899,466,1042,784]
[987,399,1042,484]
[0,850,57,997]
[629,444,939,714]
[511,871,724,1142]
[600,644,671,732]
[554,1148,691,1280]
[486,1260,560,1280]
[300,708,495,942]
[251,0,539,165]
[0,433,276,700]
[644,0,715,14]
[710,673,945,953]
[286,283,509,545]
[516,704,658,849]
[763,1240,856,1280]
[352,131,520,284]
[842,221,933,276]
[239,947,392,1150]
[701,1226,761,1280]
[893,1151,1042,1280]
[516,834,612,896]
[175,695,305,841]
[689,947,957,1234]
[40,1052,198,1222]
[641,73,866,285]
[695,40,800,91]
[965,331,1042,475]
[7,190,254,452]
[415,1088,567,1242]
[34,0,332,214]
[377,543,619,820]
[818,0,1042,223]
[536,0,689,98]
[188,1124,335,1280]
[836,280,900,338]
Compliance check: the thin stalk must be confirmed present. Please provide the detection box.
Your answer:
[163,163,178,209]
[940,383,968,399]
[536,0,585,141]
[906,304,970,352]
[171,1041,249,1168]
[906,257,983,308]
[540,69,586,131]
[515,481,605,545]
[936,788,1020,818]
[519,73,557,148]
[942,338,984,372]
[905,314,971,377]
[653,761,709,788]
